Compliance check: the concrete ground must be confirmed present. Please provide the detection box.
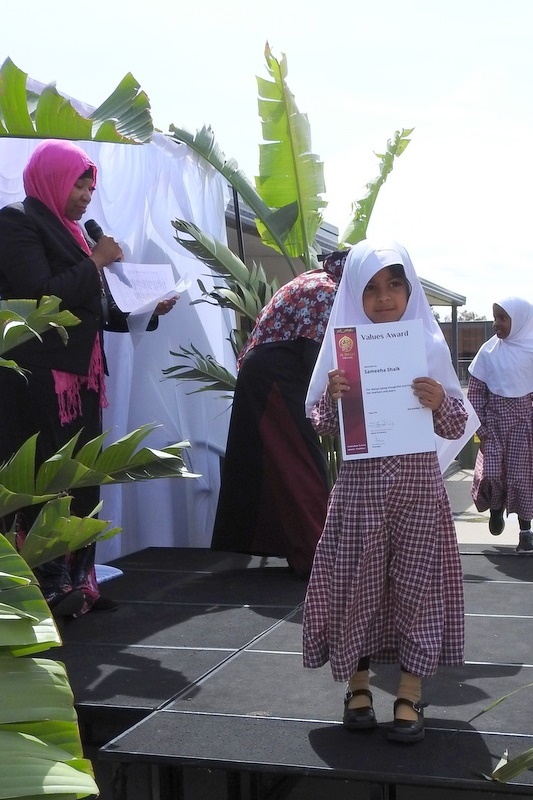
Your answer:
[445,465,527,551]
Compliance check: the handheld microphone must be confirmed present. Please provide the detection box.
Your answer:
[85,219,104,242]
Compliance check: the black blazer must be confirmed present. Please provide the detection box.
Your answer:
[0,197,154,374]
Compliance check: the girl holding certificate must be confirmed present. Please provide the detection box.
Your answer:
[467,297,533,553]
[303,239,476,743]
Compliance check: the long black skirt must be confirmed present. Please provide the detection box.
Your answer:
[0,365,101,604]
[211,340,330,573]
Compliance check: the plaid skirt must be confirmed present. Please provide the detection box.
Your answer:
[471,391,533,518]
[302,451,464,681]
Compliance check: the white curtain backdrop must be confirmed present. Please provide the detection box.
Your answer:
[0,134,235,562]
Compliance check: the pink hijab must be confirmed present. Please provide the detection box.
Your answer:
[23,139,96,254]
[23,140,107,424]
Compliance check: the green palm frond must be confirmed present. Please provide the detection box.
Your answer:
[169,123,298,274]
[172,219,252,286]
[14,497,120,569]
[255,43,327,269]
[0,57,153,143]
[491,747,533,782]
[0,424,196,522]
[172,219,279,322]
[462,681,533,783]
[0,296,79,357]
[163,344,237,396]
[340,128,413,246]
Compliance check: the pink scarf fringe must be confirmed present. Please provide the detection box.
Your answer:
[52,336,108,425]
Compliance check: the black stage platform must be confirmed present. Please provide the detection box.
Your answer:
[54,546,533,799]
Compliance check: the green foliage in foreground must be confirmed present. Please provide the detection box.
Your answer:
[0,302,198,799]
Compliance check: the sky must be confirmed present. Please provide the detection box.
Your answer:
[4,0,533,320]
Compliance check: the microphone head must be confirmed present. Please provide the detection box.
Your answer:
[85,219,104,242]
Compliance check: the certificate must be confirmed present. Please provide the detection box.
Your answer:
[333,319,436,460]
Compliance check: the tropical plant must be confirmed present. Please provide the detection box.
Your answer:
[338,129,412,247]
[0,57,153,144]
[168,123,298,276]
[0,437,194,800]
[169,44,328,265]
[166,102,412,393]
[463,682,533,783]
[254,42,327,270]
[0,299,198,800]
[169,217,280,361]
[0,296,79,375]
[164,49,411,493]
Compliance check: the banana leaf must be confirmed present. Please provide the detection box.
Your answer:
[0,583,60,655]
[0,545,98,799]
[0,727,97,799]
[340,128,413,246]
[0,543,59,657]
[255,43,326,270]
[0,57,153,144]
[168,123,298,275]
[0,657,76,723]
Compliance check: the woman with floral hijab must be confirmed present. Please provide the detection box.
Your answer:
[212,251,346,576]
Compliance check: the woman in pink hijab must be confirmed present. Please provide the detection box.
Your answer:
[0,140,172,617]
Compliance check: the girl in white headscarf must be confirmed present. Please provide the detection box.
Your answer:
[468,296,533,553]
[303,239,478,744]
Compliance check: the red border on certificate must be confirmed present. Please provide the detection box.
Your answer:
[334,327,368,456]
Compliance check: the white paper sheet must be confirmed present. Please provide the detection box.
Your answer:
[334,319,436,460]
[104,262,181,315]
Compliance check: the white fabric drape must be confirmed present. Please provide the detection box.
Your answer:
[0,134,235,561]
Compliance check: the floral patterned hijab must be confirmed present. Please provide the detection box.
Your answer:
[23,139,96,254]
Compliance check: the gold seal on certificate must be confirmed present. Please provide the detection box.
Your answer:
[334,319,436,460]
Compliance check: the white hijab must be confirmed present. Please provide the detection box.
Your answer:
[468,296,533,398]
[305,239,479,472]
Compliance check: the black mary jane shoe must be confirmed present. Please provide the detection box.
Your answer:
[387,698,426,743]
[343,688,377,730]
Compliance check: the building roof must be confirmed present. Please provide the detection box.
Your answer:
[226,200,465,308]
[420,277,465,308]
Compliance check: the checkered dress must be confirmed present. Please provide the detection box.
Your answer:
[303,392,467,681]
[468,376,533,518]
